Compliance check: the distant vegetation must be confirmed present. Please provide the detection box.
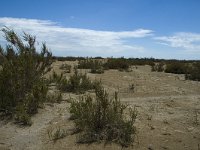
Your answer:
[53,56,200,81]
[165,61,188,74]
[59,63,72,73]
[49,68,100,94]
[78,59,104,74]
[103,57,131,71]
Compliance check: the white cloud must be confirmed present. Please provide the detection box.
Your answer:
[0,17,153,56]
[155,32,200,53]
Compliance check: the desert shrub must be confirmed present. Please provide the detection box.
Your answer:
[53,56,85,61]
[48,127,68,142]
[104,58,130,71]
[47,91,63,103]
[128,57,155,66]
[78,59,104,74]
[69,84,137,147]
[91,66,104,74]
[57,68,97,94]
[48,71,64,84]
[0,28,52,124]
[165,62,188,74]
[185,62,200,81]
[59,63,71,73]
[151,62,165,72]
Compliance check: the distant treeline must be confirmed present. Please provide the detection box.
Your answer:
[52,56,103,61]
[52,56,200,81]
[52,56,199,63]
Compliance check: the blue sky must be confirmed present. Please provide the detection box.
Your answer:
[0,0,200,59]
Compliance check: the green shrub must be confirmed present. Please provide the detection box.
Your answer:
[56,68,97,94]
[0,28,52,124]
[53,56,85,61]
[185,62,200,81]
[78,59,104,74]
[165,62,188,74]
[49,70,64,84]
[104,58,130,71]
[69,84,137,147]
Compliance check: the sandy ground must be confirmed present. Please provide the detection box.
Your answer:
[0,61,200,150]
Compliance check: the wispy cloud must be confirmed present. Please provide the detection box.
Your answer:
[0,17,153,56]
[155,32,200,53]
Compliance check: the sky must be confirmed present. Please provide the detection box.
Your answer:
[0,0,200,59]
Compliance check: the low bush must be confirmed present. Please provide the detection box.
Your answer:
[165,62,188,74]
[48,71,64,84]
[151,62,165,72]
[0,28,52,125]
[48,127,68,142]
[52,68,98,94]
[69,84,137,147]
[47,91,63,103]
[78,59,104,74]
[103,58,130,71]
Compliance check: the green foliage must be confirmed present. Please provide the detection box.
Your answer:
[104,58,130,71]
[49,71,64,84]
[69,85,137,147]
[0,28,52,124]
[78,59,104,74]
[15,104,32,125]
[185,62,200,81]
[128,58,155,66]
[54,68,95,94]
[165,62,188,74]
[53,56,85,61]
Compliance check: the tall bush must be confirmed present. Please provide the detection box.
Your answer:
[0,28,52,124]
[185,62,200,81]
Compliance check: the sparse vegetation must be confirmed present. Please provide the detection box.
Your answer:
[0,28,52,125]
[104,57,130,71]
[47,126,68,142]
[59,63,71,73]
[53,56,85,61]
[193,109,199,125]
[69,84,137,147]
[49,70,64,84]
[151,62,165,72]
[50,68,99,94]
[47,91,63,103]
[78,59,104,74]
[129,83,135,92]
